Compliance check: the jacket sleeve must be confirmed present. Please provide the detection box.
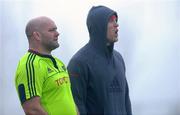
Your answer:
[67,59,88,115]
[125,79,132,115]
[120,53,132,115]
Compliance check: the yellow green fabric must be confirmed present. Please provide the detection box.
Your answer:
[15,51,77,115]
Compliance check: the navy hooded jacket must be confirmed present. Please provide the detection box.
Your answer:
[68,6,132,115]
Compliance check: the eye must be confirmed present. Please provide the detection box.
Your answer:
[49,29,54,32]
[109,15,117,23]
[49,28,57,32]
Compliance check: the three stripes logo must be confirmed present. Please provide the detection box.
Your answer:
[26,53,37,98]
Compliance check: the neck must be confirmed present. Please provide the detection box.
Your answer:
[29,46,51,55]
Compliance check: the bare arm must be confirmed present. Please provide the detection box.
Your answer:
[22,96,48,115]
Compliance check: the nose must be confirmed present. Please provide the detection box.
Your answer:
[56,31,59,37]
[115,21,119,27]
[114,22,119,28]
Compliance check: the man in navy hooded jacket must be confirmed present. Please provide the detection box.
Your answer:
[68,5,132,115]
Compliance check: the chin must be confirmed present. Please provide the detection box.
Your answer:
[55,44,60,48]
[52,43,59,50]
[113,38,118,42]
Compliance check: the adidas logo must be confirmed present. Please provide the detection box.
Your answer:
[47,67,53,73]
[109,77,121,92]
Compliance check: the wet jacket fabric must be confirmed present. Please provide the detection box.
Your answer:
[68,6,132,115]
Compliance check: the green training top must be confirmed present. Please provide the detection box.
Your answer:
[15,50,77,115]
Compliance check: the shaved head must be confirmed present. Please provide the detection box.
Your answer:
[25,16,54,39]
[25,16,59,54]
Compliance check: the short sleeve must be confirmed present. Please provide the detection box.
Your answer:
[15,61,46,104]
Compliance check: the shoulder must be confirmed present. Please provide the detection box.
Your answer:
[16,52,47,74]
[15,53,46,85]
[68,46,91,72]
[113,50,123,60]
[113,50,126,70]
[70,44,96,64]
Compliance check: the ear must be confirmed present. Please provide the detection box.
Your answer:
[32,32,41,41]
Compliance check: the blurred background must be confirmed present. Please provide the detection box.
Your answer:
[0,0,179,114]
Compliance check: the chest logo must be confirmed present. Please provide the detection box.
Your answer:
[55,77,69,86]
[47,67,53,73]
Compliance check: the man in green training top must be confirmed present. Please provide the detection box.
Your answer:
[15,16,78,115]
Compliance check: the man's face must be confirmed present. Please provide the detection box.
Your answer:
[107,15,119,43]
[40,20,59,51]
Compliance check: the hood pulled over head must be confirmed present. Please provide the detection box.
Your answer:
[86,5,118,55]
